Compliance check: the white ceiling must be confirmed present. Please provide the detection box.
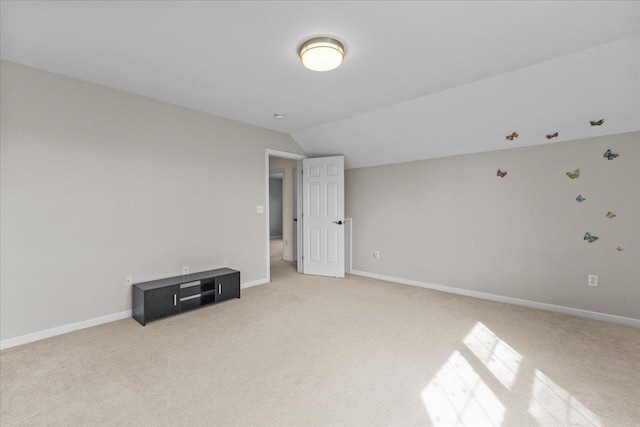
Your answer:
[2,1,639,168]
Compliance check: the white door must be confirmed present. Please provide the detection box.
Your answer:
[292,166,298,262]
[302,156,345,278]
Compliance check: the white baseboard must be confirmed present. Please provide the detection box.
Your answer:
[0,310,133,351]
[283,255,294,262]
[1,278,272,351]
[351,270,640,328]
[241,278,269,289]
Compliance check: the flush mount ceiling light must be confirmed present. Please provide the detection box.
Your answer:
[299,37,345,72]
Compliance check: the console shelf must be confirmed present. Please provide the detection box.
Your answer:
[132,268,240,325]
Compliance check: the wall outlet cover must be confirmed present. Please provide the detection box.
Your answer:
[125,276,133,287]
[588,274,598,287]
[183,266,189,275]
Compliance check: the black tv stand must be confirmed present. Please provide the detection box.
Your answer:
[132,268,240,325]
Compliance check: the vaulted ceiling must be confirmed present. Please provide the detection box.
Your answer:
[2,1,639,168]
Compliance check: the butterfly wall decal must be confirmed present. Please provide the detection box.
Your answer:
[617,247,624,252]
[566,169,580,179]
[546,132,558,139]
[576,195,585,202]
[606,211,616,219]
[590,119,604,126]
[603,149,619,160]
[584,232,598,243]
[505,132,518,141]
[497,170,507,178]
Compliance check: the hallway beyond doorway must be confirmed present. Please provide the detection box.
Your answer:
[270,237,297,282]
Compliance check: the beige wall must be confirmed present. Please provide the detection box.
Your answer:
[269,157,296,260]
[0,61,305,340]
[346,132,640,319]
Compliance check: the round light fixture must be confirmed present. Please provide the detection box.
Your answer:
[299,37,345,72]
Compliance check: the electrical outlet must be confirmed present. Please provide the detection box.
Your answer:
[373,251,380,259]
[125,276,133,287]
[183,266,189,275]
[257,205,264,214]
[588,274,598,287]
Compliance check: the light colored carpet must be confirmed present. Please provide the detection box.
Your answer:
[1,239,639,426]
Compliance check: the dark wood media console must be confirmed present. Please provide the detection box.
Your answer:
[132,268,240,325]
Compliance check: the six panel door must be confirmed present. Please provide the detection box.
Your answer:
[302,156,345,278]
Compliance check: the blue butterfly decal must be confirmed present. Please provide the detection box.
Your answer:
[576,195,585,202]
[584,232,598,243]
[603,149,618,160]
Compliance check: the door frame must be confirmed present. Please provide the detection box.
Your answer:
[265,149,306,283]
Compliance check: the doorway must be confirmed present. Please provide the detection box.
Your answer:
[265,149,306,283]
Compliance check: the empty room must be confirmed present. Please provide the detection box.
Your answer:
[1,1,639,426]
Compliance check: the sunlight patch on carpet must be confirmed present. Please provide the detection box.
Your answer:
[528,369,601,426]
[463,322,522,390]
[421,350,505,426]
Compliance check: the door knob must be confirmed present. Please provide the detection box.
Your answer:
[332,220,343,225]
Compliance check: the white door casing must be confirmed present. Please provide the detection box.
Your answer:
[296,160,304,273]
[302,156,345,278]
[295,159,304,274]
